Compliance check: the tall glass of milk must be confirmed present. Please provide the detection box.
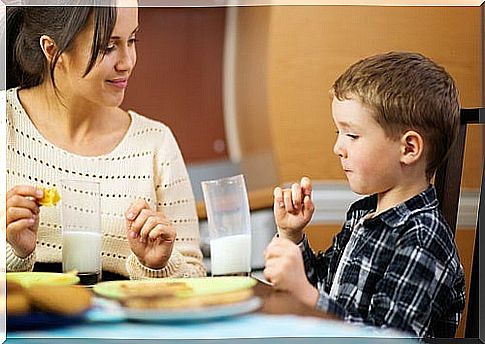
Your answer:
[60,180,102,285]
[201,174,251,277]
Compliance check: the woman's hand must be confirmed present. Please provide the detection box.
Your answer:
[264,236,319,308]
[125,199,176,269]
[6,185,43,258]
[274,177,314,243]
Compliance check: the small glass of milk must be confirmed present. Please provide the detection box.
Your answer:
[60,179,102,285]
[202,174,251,277]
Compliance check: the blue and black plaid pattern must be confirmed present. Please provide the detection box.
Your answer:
[301,185,465,338]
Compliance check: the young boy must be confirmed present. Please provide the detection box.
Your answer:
[263,52,465,338]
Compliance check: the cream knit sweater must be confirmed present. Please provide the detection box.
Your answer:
[5,88,206,279]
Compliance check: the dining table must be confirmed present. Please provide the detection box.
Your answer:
[6,276,417,344]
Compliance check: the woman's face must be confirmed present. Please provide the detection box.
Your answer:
[56,6,139,108]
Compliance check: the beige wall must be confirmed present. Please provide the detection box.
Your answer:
[234,7,278,190]
[236,6,483,189]
[235,7,271,157]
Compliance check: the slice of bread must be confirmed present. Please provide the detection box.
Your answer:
[7,280,30,316]
[25,285,92,315]
[121,288,254,310]
[7,293,31,316]
[117,280,192,299]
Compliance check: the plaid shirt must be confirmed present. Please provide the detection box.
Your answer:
[301,185,465,337]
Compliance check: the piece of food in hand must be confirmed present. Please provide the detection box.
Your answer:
[25,285,92,315]
[38,186,61,207]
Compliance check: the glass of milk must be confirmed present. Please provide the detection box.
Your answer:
[201,174,251,277]
[60,180,102,285]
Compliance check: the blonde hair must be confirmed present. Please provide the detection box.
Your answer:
[331,51,460,180]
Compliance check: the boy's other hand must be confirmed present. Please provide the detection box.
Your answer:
[263,237,319,308]
[274,177,314,243]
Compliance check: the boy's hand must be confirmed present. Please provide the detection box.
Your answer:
[274,177,314,243]
[263,237,319,308]
[125,199,176,270]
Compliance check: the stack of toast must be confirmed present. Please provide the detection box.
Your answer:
[111,280,255,310]
[6,279,92,316]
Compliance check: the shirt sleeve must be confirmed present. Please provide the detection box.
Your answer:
[6,243,36,272]
[125,126,206,279]
[314,242,464,337]
[300,235,332,288]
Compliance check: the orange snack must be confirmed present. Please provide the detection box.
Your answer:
[39,187,61,207]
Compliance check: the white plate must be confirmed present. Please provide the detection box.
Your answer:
[124,296,262,322]
[86,298,127,323]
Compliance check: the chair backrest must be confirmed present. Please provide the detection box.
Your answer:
[434,107,484,338]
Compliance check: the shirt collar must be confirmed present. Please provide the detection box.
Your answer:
[348,185,439,228]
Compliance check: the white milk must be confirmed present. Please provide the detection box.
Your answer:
[62,231,102,273]
[210,234,251,276]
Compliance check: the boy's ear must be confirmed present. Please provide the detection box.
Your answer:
[39,35,60,64]
[400,130,424,165]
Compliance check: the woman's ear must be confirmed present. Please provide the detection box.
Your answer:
[39,35,58,63]
[400,130,424,165]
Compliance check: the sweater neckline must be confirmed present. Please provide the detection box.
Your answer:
[10,87,137,160]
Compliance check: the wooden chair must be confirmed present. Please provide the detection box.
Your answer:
[434,107,484,338]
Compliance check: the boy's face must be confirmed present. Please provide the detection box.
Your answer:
[332,96,402,195]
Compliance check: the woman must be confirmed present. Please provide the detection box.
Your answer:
[5,2,206,279]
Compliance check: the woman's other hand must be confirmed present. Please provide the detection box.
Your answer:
[125,199,176,269]
[6,185,43,258]
[273,177,315,243]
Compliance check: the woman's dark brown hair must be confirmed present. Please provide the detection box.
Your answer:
[6,1,117,89]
